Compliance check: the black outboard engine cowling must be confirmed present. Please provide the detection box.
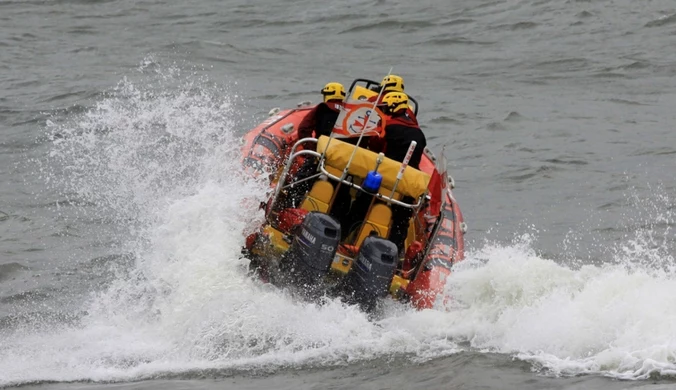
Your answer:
[344,236,398,312]
[281,211,340,290]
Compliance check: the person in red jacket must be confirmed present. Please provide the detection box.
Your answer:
[298,82,345,139]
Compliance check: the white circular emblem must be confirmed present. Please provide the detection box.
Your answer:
[344,106,382,136]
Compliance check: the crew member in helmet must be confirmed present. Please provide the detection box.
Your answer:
[286,82,346,210]
[380,91,427,253]
[379,74,405,94]
[380,91,426,169]
[368,75,418,127]
[368,75,405,101]
[298,82,345,139]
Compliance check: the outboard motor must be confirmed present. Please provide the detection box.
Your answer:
[344,236,398,312]
[281,212,340,291]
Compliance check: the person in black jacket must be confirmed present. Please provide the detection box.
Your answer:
[285,82,346,210]
[298,82,345,139]
[380,92,426,169]
[379,91,427,253]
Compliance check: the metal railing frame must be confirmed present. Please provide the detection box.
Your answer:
[268,137,426,216]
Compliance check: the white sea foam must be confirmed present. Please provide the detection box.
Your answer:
[442,218,676,379]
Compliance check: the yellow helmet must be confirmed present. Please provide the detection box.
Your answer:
[321,82,346,102]
[381,75,405,93]
[380,92,409,115]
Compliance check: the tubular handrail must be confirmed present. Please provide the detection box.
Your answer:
[268,138,321,210]
[268,135,427,217]
[318,164,424,210]
[281,171,323,190]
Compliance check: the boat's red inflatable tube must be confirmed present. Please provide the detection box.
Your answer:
[242,107,313,176]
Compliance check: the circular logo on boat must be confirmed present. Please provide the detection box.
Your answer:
[342,105,384,136]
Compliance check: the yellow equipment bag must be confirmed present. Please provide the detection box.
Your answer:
[316,136,430,200]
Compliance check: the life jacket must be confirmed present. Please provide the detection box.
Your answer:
[404,108,419,127]
[325,101,343,112]
[385,111,418,128]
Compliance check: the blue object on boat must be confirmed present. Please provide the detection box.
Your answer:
[363,170,382,193]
